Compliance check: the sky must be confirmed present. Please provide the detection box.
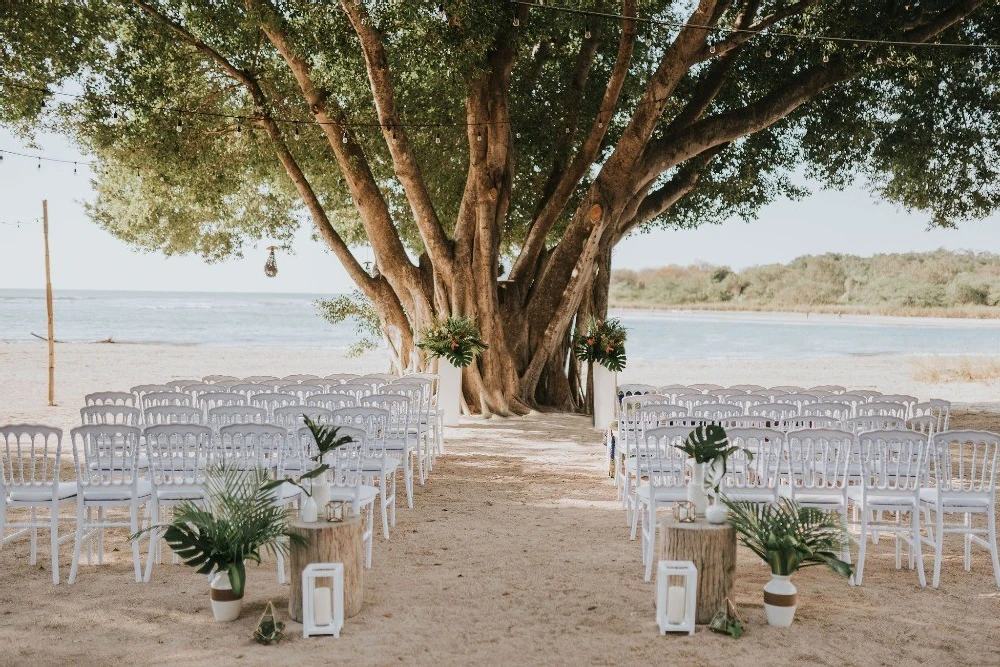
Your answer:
[1,127,998,295]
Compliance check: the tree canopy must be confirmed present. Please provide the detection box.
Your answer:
[2,0,997,412]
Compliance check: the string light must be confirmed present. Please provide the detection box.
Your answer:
[235,124,243,137]
[342,130,348,144]
[294,126,300,141]
[175,119,183,133]
[584,24,591,39]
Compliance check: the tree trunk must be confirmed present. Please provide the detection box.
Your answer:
[658,518,737,624]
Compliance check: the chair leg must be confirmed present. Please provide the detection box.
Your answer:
[630,497,641,541]
[404,459,414,509]
[643,504,656,582]
[97,506,106,565]
[131,502,142,583]
[143,502,158,583]
[29,506,38,565]
[912,510,926,588]
[390,472,397,526]
[275,539,286,585]
[69,499,85,585]
[855,510,868,586]
[49,505,60,585]
[989,506,1000,589]
[964,513,972,571]
[379,476,390,539]
[933,508,944,589]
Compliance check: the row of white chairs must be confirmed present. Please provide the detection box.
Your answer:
[628,426,1000,591]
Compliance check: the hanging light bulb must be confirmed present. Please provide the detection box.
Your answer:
[342,130,348,144]
[709,44,716,54]
[876,55,883,65]
[294,126,301,141]
[73,162,77,174]
[765,49,772,58]
[515,131,521,139]
[435,132,441,144]
[235,124,243,137]
[585,25,591,39]
[175,119,183,133]
[564,126,570,134]
[391,128,398,142]
[476,130,483,142]
[513,16,519,27]
[823,52,830,63]
[597,121,603,128]
[264,246,279,278]
[37,158,41,170]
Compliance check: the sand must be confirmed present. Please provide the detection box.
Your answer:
[1,340,999,666]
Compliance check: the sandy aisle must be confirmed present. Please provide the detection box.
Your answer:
[1,342,999,666]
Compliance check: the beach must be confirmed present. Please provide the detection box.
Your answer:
[2,340,1000,665]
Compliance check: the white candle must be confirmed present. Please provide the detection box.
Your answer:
[667,585,686,625]
[313,586,333,626]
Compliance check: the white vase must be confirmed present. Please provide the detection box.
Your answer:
[299,495,318,523]
[687,462,708,517]
[763,574,798,627]
[592,364,616,431]
[209,571,243,622]
[438,358,462,427]
[705,501,728,525]
[311,473,330,512]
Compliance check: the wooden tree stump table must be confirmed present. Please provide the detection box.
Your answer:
[288,517,364,622]
[658,518,736,624]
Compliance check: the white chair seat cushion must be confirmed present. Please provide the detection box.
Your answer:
[918,488,991,508]
[846,486,918,508]
[635,484,687,504]
[362,456,400,473]
[81,481,153,502]
[157,485,206,501]
[327,484,378,505]
[792,492,846,507]
[720,489,775,504]
[9,482,78,502]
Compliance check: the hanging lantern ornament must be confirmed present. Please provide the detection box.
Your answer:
[264,246,279,278]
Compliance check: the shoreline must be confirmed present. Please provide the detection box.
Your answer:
[609,302,1000,323]
[610,306,1000,328]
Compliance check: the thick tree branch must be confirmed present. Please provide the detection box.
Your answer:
[338,0,454,277]
[693,0,816,62]
[509,0,637,289]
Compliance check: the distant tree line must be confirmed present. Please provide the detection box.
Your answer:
[611,250,1000,315]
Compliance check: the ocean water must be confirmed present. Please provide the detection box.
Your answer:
[2,288,1000,359]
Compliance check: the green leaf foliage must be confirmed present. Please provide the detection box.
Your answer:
[573,317,627,372]
[132,465,305,598]
[315,291,382,357]
[722,498,854,579]
[416,316,488,368]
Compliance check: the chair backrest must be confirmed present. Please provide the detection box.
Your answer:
[85,391,135,407]
[656,385,691,402]
[844,415,906,433]
[616,384,658,405]
[179,383,219,398]
[723,428,785,494]
[278,383,326,400]
[674,393,718,410]
[71,425,142,489]
[282,374,321,383]
[780,393,819,412]
[360,395,411,440]
[832,393,868,413]
[785,428,854,493]
[905,415,937,437]
[931,430,1000,497]
[198,392,248,414]
[249,392,301,414]
[914,399,951,433]
[203,375,241,383]
[777,415,843,431]
[746,403,798,420]
[306,393,357,411]
[131,384,173,404]
[852,390,883,401]
[80,405,142,427]
[687,383,723,394]
[638,427,689,491]
[770,385,805,393]
[801,402,852,422]
[856,401,907,420]
[362,372,396,382]
[809,385,846,394]
[708,389,746,401]
[273,405,334,430]
[857,429,928,494]
[0,425,64,493]
[228,383,274,399]
[329,407,389,457]
[389,377,434,405]
[878,394,918,417]
[142,424,213,488]
[144,405,205,426]
[691,404,743,422]
[727,395,770,411]
[141,391,194,411]
[164,380,202,390]
[636,405,690,442]
[217,424,288,474]
[324,373,359,384]
[207,405,268,430]
[389,385,429,417]
[243,375,280,385]
[340,380,377,401]
[728,384,766,393]
[752,389,788,401]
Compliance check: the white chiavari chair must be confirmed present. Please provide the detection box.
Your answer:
[634,427,689,581]
[144,405,204,426]
[85,391,135,407]
[80,405,142,427]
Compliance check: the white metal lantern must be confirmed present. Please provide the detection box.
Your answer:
[656,560,698,636]
[302,563,345,638]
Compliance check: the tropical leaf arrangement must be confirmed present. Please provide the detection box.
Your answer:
[132,465,305,599]
[675,424,754,494]
[573,317,627,372]
[416,316,488,368]
[263,416,355,497]
[722,498,854,578]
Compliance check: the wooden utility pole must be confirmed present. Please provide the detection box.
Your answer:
[43,200,55,406]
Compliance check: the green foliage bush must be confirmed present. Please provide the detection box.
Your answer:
[610,249,1000,314]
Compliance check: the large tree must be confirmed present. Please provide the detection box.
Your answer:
[2,0,998,414]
